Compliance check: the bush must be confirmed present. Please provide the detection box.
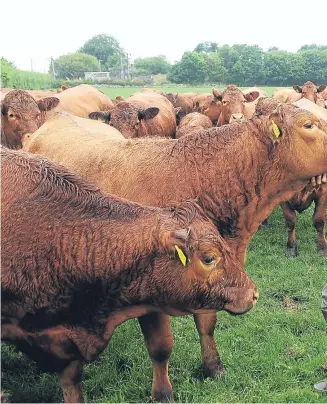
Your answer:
[1,58,57,89]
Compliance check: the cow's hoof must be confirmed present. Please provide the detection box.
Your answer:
[152,390,174,403]
[203,363,226,379]
[286,245,298,258]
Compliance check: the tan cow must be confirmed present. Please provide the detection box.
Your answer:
[52,84,114,118]
[23,104,327,395]
[273,81,326,105]
[176,112,213,138]
[89,91,177,138]
[22,112,123,152]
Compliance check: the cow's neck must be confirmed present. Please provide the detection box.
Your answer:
[182,121,309,264]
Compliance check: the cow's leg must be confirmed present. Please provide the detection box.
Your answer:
[281,202,298,257]
[313,194,327,256]
[193,313,224,378]
[260,218,269,229]
[59,360,84,403]
[138,312,174,402]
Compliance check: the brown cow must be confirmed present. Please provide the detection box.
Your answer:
[89,92,177,138]
[23,103,327,393]
[273,81,326,105]
[213,85,260,125]
[285,98,327,256]
[176,112,213,138]
[193,91,222,124]
[1,89,59,149]
[165,92,198,120]
[1,148,258,403]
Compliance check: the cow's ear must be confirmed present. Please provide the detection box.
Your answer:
[89,111,111,123]
[212,88,222,101]
[160,228,189,264]
[293,85,302,93]
[317,85,326,93]
[138,107,159,121]
[1,103,7,116]
[37,97,59,111]
[267,113,283,143]
[244,91,259,102]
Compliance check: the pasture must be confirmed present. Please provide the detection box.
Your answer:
[100,86,279,99]
[2,205,326,402]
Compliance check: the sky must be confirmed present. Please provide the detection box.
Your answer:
[1,0,327,74]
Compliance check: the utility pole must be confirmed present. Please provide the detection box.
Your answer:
[30,58,33,72]
[121,54,123,79]
[127,53,130,80]
[99,59,102,72]
[51,58,56,79]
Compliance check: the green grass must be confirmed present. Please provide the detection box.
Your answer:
[100,86,279,99]
[2,205,326,403]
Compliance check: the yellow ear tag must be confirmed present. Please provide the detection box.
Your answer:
[175,245,187,266]
[271,120,281,138]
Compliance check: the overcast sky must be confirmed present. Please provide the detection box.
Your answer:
[2,0,327,73]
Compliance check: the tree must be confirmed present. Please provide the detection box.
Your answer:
[299,44,327,52]
[194,42,219,53]
[52,53,100,79]
[168,52,208,84]
[205,53,228,83]
[301,49,327,83]
[134,55,171,75]
[228,45,264,85]
[79,34,125,70]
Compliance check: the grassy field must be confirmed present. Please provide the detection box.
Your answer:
[2,205,327,403]
[100,86,279,99]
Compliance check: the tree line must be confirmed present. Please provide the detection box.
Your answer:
[51,36,327,86]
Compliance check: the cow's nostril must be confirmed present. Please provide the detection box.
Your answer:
[253,290,259,302]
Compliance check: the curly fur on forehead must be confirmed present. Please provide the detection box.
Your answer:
[255,97,280,116]
[222,84,244,100]
[224,85,241,94]
[2,90,39,115]
[114,101,139,122]
[302,81,317,89]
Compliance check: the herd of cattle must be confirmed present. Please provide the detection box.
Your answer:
[1,80,327,403]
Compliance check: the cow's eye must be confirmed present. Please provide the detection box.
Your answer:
[304,121,313,129]
[203,256,215,265]
[222,101,227,105]
[9,113,15,119]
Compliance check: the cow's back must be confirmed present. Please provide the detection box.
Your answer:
[54,84,114,118]
[22,112,124,180]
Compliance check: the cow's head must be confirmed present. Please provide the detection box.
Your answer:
[199,94,221,125]
[214,85,259,126]
[255,101,327,182]
[293,81,326,104]
[89,102,159,138]
[152,202,258,315]
[1,90,59,149]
